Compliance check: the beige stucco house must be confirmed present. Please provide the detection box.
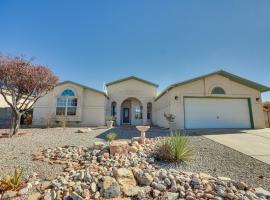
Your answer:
[2,70,268,129]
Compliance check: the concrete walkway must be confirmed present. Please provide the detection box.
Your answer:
[201,129,270,165]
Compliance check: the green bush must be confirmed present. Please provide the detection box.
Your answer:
[106,132,117,141]
[106,115,116,121]
[155,131,193,165]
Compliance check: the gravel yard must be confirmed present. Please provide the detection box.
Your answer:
[0,127,269,191]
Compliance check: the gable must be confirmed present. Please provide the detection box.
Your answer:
[57,81,107,97]
[106,76,158,87]
[156,70,270,101]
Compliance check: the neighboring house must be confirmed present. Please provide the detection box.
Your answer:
[29,70,269,129]
[0,94,12,128]
[263,102,270,128]
[263,102,270,111]
[0,92,34,128]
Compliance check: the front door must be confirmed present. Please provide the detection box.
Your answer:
[123,108,130,124]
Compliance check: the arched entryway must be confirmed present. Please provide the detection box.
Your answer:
[120,97,143,125]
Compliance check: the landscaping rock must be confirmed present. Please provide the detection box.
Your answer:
[18,187,29,195]
[128,145,138,153]
[2,190,17,199]
[27,192,42,200]
[101,176,120,199]
[113,168,137,195]
[31,137,270,200]
[133,167,153,186]
[109,141,129,155]
[236,181,248,190]
[162,192,179,200]
[93,141,105,149]
[255,187,270,198]
[77,128,88,133]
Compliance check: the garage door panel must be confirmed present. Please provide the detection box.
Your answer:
[184,98,251,129]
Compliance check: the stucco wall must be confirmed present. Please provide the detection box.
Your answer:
[106,79,157,125]
[154,74,265,129]
[32,82,106,127]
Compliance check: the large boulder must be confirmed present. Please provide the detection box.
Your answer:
[114,168,136,186]
[109,141,129,155]
[101,176,120,199]
[114,168,137,196]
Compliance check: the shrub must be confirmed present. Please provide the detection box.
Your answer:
[106,132,117,141]
[106,115,116,121]
[0,168,24,196]
[155,131,193,166]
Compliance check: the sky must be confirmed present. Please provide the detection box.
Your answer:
[0,0,270,101]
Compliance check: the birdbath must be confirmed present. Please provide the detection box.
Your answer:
[136,126,150,144]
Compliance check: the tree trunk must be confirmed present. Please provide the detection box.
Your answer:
[12,112,21,136]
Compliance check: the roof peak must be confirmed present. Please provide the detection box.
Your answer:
[106,75,159,87]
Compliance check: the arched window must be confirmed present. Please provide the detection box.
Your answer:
[61,89,75,96]
[211,87,226,95]
[111,101,117,116]
[56,89,78,116]
[147,102,152,120]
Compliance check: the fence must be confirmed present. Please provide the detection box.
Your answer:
[264,110,270,128]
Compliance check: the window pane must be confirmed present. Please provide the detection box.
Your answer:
[67,107,76,115]
[56,107,65,115]
[61,89,75,96]
[57,98,66,106]
[211,87,225,94]
[67,98,77,106]
[135,106,142,119]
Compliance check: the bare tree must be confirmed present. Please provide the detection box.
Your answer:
[0,55,58,136]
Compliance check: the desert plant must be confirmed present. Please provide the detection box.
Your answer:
[0,168,24,198]
[164,113,175,123]
[155,131,193,166]
[106,115,116,121]
[106,132,117,142]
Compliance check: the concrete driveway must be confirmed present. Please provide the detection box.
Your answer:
[199,129,270,165]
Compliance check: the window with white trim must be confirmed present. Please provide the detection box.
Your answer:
[56,89,78,116]
[135,106,143,119]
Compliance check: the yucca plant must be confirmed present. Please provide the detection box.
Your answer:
[106,132,117,142]
[155,131,193,166]
[0,168,24,193]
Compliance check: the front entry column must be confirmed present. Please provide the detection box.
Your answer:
[142,102,148,125]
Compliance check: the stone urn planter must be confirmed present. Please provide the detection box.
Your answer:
[106,115,116,128]
[106,120,114,129]
[169,122,177,133]
[136,126,150,144]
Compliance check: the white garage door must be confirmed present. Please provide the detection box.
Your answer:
[184,98,251,129]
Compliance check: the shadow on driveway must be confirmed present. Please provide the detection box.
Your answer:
[95,126,170,140]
